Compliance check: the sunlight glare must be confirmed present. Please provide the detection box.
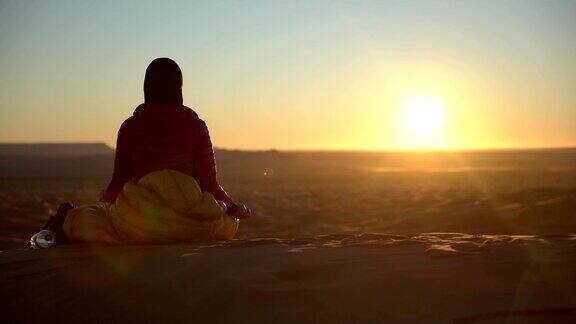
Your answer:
[394,94,450,150]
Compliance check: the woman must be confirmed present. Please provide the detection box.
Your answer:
[37,58,249,246]
[103,58,247,214]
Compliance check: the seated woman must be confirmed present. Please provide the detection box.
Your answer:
[36,58,250,246]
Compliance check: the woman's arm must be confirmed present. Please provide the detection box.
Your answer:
[193,121,238,213]
[102,122,133,203]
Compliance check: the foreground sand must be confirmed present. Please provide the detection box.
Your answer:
[2,233,575,323]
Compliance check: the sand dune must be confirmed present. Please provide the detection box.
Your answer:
[1,234,575,323]
[1,149,576,322]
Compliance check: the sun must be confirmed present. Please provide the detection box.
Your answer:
[402,95,445,136]
[394,94,450,150]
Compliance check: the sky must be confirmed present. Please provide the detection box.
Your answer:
[0,0,575,150]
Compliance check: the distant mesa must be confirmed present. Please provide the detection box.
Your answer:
[0,142,114,157]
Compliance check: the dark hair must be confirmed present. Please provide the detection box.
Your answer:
[144,58,183,104]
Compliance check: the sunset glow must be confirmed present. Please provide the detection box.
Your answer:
[0,1,575,151]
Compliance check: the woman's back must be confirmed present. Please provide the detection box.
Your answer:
[105,103,227,205]
[123,103,205,180]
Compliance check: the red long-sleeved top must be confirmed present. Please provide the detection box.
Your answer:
[102,103,235,210]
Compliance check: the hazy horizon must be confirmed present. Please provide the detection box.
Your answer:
[1,141,575,153]
[1,1,575,150]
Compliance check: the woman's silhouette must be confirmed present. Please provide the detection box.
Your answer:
[36,58,249,246]
[102,58,246,217]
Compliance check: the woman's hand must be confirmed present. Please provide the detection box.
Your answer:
[232,204,251,220]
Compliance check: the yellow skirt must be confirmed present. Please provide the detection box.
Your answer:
[63,170,239,245]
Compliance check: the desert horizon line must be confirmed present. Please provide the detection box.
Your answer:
[1,141,575,154]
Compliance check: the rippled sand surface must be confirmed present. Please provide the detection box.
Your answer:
[2,234,576,323]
